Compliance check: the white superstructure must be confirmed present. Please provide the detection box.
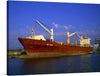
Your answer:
[26,35,45,40]
[79,38,91,46]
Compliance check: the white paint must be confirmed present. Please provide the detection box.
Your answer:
[46,44,53,46]
[26,35,45,40]
[79,38,91,46]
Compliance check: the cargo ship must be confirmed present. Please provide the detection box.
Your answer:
[18,20,93,55]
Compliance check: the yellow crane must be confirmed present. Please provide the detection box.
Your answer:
[67,31,76,44]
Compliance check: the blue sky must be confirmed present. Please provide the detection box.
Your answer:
[8,1,100,49]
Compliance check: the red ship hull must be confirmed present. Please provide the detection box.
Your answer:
[18,37,93,55]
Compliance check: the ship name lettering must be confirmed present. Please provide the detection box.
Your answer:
[46,44,53,46]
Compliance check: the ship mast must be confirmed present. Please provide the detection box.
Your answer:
[35,20,53,41]
[31,27,35,36]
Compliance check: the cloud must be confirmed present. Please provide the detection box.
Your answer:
[69,24,72,27]
[76,30,100,37]
[64,24,73,30]
[52,22,74,30]
[52,22,58,28]
[64,26,69,29]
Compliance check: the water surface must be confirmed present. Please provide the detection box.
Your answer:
[7,54,100,75]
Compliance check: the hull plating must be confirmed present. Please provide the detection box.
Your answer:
[18,37,93,54]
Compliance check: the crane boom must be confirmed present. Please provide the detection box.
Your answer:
[69,32,76,37]
[35,20,51,35]
[75,33,83,39]
[35,20,53,41]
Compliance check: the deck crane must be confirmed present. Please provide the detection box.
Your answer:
[67,31,91,46]
[75,33,83,40]
[35,20,53,41]
[75,33,91,46]
[67,31,76,44]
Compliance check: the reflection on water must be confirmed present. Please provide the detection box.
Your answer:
[23,58,57,74]
[7,54,100,75]
[80,55,92,72]
[66,57,73,72]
